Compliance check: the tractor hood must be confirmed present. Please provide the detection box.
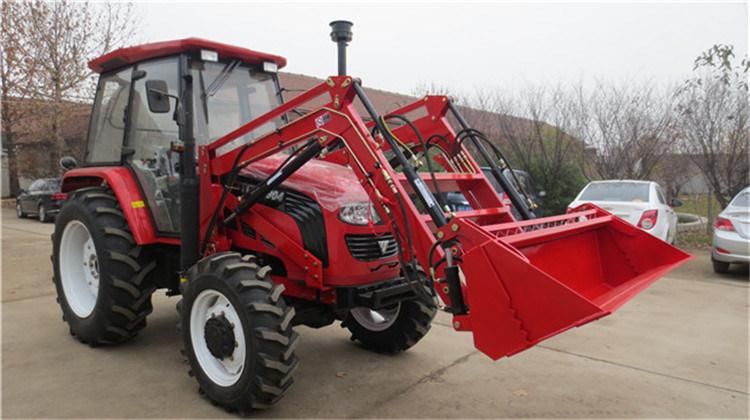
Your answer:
[240,154,369,212]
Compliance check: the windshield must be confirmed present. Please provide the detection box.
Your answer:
[193,61,282,153]
[579,182,650,202]
[730,191,750,208]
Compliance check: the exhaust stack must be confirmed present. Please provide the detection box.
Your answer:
[330,20,353,76]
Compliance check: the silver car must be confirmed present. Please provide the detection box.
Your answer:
[712,187,750,273]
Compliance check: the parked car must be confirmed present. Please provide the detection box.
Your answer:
[15,178,66,223]
[442,168,545,217]
[711,187,750,273]
[568,180,680,243]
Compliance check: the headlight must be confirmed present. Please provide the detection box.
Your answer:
[339,202,382,225]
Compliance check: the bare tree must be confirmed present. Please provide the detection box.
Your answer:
[21,0,138,169]
[676,44,749,207]
[652,143,695,200]
[470,85,587,214]
[1,0,41,196]
[570,81,678,181]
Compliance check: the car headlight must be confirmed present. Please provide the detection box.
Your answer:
[339,202,382,225]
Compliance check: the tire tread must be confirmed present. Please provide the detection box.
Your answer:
[52,186,156,346]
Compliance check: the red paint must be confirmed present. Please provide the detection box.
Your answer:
[88,38,287,73]
[61,166,159,245]
[69,40,693,361]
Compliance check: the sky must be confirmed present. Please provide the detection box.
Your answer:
[136,1,748,96]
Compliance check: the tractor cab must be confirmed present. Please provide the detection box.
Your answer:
[84,39,286,233]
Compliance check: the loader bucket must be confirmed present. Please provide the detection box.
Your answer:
[456,205,691,360]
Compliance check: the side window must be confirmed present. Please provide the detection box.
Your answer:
[28,180,43,192]
[127,57,180,159]
[127,57,181,233]
[655,186,666,205]
[86,68,132,163]
[41,179,58,192]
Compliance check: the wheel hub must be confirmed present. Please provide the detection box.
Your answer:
[350,303,401,332]
[190,289,246,386]
[59,220,100,318]
[204,313,236,360]
[87,254,99,279]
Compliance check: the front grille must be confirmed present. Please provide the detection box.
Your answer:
[345,233,398,261]
[234,175,328,267]
[283,190,329,267]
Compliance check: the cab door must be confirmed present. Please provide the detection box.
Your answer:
[125,57,182,234]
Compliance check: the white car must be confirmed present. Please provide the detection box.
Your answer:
[568,180,680,243]
[711,187,750,273]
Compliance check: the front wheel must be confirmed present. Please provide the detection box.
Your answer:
[16,202,25,218]
[179,252,299,413]
[344,297,437,354]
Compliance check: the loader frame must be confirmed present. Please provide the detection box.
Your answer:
[194,74,503,309]
[182,65,689,359]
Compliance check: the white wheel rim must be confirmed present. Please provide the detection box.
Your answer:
[350,303,401,332]
[190,289,246,387]
[59,220,99,318]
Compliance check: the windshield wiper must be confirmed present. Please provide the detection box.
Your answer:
[204,59,240,98]
[199,59,240,125]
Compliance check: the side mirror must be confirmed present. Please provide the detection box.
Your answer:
[670,198,683,208]
[59,156,78,171]
[538,190,547,198]
[146,80,171,113]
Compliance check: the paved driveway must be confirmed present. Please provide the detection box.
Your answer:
[2,208,748,418]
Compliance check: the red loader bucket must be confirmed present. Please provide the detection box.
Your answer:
[455,205,691,360]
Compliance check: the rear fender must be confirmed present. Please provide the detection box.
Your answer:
[61,167,158,245]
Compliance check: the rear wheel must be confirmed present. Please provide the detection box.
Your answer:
[713,259,730,274]
[16,202,25,218]
[179,252,299,413]
[344,297,436,354]
[52,187,157,345]
[39,204,50,223]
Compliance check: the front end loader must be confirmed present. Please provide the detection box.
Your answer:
[51,21,690,412]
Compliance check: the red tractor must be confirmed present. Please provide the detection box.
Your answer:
[52,21,689,412]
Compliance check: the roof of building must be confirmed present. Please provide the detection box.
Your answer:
[88,38,287,73]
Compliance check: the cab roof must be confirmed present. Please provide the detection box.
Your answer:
[88,38,287,74]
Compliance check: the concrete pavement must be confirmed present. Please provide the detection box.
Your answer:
[2,208,748,418]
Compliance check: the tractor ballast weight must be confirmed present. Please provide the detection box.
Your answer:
[54,22,690,410]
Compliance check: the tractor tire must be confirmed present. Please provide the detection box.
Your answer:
[343,297,437,354]
[52,187,156,346]
[178,252,299,413]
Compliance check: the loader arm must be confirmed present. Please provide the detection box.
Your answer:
[202,75,691,360]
